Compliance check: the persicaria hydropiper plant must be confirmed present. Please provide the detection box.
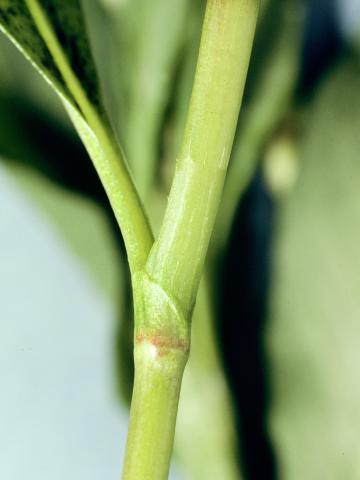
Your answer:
[0,0,259,478]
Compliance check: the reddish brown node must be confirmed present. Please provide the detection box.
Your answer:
[135,333,188,356]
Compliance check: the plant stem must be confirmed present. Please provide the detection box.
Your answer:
[122,1,259,478]
[146,0,260,316]
[211,0,302,258]
[122,271,190,480]
[66,104,153,273]
[122,328,188,479]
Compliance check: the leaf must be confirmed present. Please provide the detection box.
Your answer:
[268,57,360,479]
[106,0,194,199]
[0,0,153,273]
[0,0,103,117]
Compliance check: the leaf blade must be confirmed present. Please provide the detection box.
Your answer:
[0,0,153,273]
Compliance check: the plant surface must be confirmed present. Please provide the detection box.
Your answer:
[0,0,259,477]
[2,0,360,480]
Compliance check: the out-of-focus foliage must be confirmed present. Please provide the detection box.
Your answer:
[268,56,360,479]
[0,162,130,479]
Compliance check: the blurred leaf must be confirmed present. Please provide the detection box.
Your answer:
[106,0,194,198]
[175,277,241,480]
[268,56,360,479]
[160,0,204,196]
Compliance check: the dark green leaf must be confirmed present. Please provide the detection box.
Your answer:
[0,0,103,117]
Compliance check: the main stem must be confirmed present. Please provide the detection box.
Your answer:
[122,272,190,480]
[123,349,187,477]
[122,1,259,478]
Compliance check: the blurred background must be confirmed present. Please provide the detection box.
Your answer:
[1,0,360,478]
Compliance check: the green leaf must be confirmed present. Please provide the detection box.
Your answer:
[268,57,360,479]
[98,0,194,200]
[0,0,102,116]
[0,0,153,273]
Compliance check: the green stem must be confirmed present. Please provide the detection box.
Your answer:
[146,0,260,316]
[123,0,259,478]
[122,271,190,480]
[211,0,302,258]
[66,104,153,273]
[122,328,188,479]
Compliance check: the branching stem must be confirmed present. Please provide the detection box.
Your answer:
[122,1,259,478]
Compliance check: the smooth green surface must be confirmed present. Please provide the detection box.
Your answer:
[65,102,153,272]
[124,261,191,480]
[146,0,260,316]
[123,328,188,479]
[123,270,190,479]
